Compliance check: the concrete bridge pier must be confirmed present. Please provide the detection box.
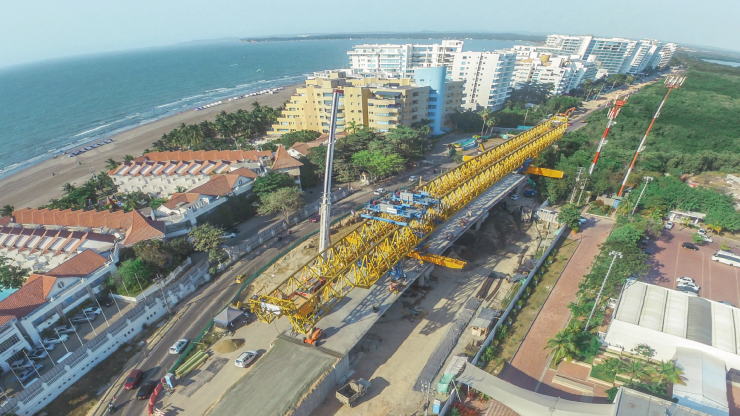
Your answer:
[474,212,490,231]
[416,265,433,287]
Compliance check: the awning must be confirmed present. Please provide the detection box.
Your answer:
[213,307,244,328]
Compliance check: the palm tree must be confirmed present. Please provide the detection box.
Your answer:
[123,154,135,162]
[105,158,119,170]
[545,329,578,365]
[478,108,492,137]
[62,183,76,193]
[175,186,186,193]
[621,359,651,383]
[653,360,687,386]
[485,115,497,136]
[346,120,358,134]
[1,205,14,217]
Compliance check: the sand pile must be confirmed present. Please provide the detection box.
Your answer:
[213,338,244,353]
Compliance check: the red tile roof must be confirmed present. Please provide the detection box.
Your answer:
[271,146,304,170]
[0,274,55,326]
[227,167,258,179]
[46,249,108,278]
[289,143,311,156]
[142,150,272,163]
[122,210,166,246]
[162,192,201,210]
[188,175,234,197]
[0,217,11,226]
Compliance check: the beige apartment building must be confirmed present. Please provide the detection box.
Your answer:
[272,70,462,135]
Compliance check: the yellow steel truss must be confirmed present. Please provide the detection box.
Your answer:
[248,115,569,333]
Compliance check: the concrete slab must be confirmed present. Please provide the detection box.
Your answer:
[205,338,336,416]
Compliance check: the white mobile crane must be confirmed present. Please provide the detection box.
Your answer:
[318,89,343,255]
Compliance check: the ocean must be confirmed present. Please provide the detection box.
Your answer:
[0,38,524,181]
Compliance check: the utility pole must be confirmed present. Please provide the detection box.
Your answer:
[569,167,585,204]
[585,251,622,332]
[318,89,343,255]
[631,176,654,215]
[618,75,685,196]
[577,177,589,205]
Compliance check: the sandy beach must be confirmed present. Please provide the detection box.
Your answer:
[0,84,301,210]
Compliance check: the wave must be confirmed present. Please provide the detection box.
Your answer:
[72,122,116,137]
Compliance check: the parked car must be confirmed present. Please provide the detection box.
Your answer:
[676,276,695,285]
[510,194,521,201]
[221,232,237,239]
[124,369,143,390]
[43,334,69,344]
[680,290,698,297]
[698,228,707,235]
[70,315,94,324]
[169,339,188,354]
[97,296,114,307]
[373,188,387,196]
[700,234,713,243]
[10,359,33,372]
[664,221,674,229]
[309,215,320,223]
[677,281,700,291]
[136,381,157,400]
[642,248,652,255]
[224,228,240,235]
[682,242,699,251]
[578,217,587,225]
[53,324,76,335]
[408,175,419,182]
[235,350,259,368]
[82,307,102,316]
[677,284,700,294]
[27,348,48,360]
[17,365,42,382]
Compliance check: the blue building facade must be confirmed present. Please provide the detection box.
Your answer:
[413,67,447,135]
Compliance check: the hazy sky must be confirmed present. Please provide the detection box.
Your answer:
[1,0,738,68]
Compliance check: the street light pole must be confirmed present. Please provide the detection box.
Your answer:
[631,176,654,216]
[156,275,171,314]
[22,350,42,379]
[55,328,69,353]
[585,251,622,332]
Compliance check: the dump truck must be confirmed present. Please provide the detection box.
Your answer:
[336,378,371,407]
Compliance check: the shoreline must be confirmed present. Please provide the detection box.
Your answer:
[0,83,301,210]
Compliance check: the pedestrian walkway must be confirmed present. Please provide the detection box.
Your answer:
[502,215,613,401]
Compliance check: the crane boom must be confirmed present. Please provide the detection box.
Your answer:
[318,90,343,254]
[589,95,628,175]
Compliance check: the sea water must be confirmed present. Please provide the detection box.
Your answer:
[0,38,524,180]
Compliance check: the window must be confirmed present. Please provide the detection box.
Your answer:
[0,334,20,354]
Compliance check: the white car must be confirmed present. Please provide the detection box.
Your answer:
[82,307,102,316]
[677,282,700,293]
[169,339,189,354]
[510,194,521,201]
[408,175,419,182]
[676,276,694,285]
[17,365,42,382]
[700,234,713,243]
[698,228,707,235]
[222,232,237,239]
[578,217,587,225]
[10,359,33,372]
[373,188,387,196]
[681,290,698,297]
[235,350,259,367]
[42,334,69,344]
[664,221,674,229]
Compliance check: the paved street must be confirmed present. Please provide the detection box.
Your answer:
[502,215,614,401]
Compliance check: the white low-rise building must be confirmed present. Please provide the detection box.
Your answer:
[604,281,740,371]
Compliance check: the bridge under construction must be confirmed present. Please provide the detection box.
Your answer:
[210,114,570,416]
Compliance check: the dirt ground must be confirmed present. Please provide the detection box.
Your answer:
[309,204,544,416]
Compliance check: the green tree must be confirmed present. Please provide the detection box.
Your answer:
[1,205,13,218]
[692,233,705,244]
[351,150,405,181]
[652,360,687,386]
[252,172,295,199]
[257,187,305,224]
[632,344,656,363]
[116,258,154,292]
[545,329,578,365]
[557,204,583,231]
[621,359,651,383]
[278,130,321,148]
[0,256,30,290]
[189,223,226,262]
[123,154,135,162]
[105,158,119,171]
[478,108,493,137]
[133,240,170,270]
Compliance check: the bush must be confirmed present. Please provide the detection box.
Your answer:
[451,402,477,416]
[606,386,619,403]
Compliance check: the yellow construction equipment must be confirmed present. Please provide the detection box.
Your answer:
[248,114,570,334]
[407,251,466,269]
[524,166,565,179]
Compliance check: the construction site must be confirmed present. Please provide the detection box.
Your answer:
[193,88,573,416]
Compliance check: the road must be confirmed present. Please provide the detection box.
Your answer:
[94,163,444,416]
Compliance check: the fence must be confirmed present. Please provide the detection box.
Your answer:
[471,225,570,365]
[112,257,194,303]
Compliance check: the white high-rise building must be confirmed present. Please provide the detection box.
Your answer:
[657,43,678,68]
[512,51,598,95]
[450,50,517,110]
[348,40,464,76]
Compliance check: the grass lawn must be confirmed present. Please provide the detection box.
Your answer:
[40,344,139,416]
[590,364,616,383]
[484,238,579,375]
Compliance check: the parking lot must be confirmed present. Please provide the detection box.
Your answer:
[2,298,134,394]
[643,225,740,307]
